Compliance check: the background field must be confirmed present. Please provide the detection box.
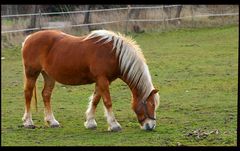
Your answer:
[1,25,238,146]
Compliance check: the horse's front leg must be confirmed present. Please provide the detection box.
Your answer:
[96,77,122,132]
[84,85,101,129]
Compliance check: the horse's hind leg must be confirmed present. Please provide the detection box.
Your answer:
[22,69,40,128]
[84,85,101,129]
[41,71,60,128]
[96,77,122,132]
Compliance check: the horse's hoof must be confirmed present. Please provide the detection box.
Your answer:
[86,124,97,130]
[50,124,60,128]
[24,125,36,129]
[45,119,60,128]
[108,126,122,132]
[84,120,97,129]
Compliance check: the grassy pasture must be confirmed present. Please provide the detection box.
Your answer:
[1,25,238,146]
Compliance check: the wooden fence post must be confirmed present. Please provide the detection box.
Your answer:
[191,5,194,28]
[28,5,38,32]
[125,5,131,34]
[83,5,92,32]
[163,5,166,30]
[38,8,42,30]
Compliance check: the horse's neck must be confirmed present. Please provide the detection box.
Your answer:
[130,87,143,102]
[121,75,154,102]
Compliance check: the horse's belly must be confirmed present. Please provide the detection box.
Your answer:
[55,75,95,85]
[43,67,95,85]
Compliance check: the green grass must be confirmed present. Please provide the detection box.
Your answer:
[1,25,238,146]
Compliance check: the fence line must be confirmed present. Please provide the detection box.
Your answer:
[1,5,182,18]
[128,12,239,22]
[1,7,127,18]
[1,6,239,34]
[42,20,122,30]
[1,28,40,33]
[1,21,123,33]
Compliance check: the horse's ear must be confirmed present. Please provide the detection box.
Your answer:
[152,89,159,94]
[148,89,159,98]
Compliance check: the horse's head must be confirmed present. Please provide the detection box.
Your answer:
[132,89,160,131]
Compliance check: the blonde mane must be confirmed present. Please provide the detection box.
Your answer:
[83,30,156,101]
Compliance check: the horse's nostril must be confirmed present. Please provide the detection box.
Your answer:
[144,122,156,131]
[146,123,150,129]
[145,123,153,131]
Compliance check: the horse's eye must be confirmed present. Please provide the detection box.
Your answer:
[150,102,155,107]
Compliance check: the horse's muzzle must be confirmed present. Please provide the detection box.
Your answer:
[141,119,156,131]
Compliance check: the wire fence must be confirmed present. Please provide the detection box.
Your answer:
[1,5,181,18]
[1,5,239,34]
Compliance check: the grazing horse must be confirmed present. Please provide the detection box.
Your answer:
[21,29,160,131]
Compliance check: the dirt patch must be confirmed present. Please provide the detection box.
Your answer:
[186,128,220,139]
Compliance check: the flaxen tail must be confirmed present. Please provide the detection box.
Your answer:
[33,84,38,112]
[22,69,38,113]
[22,35,38,112]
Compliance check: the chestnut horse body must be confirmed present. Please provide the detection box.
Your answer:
[21,30,159,131]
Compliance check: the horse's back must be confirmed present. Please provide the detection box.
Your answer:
[22,30,65,51]
[22,30,64,57]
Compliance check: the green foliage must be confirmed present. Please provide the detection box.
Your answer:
[1,25,238,146]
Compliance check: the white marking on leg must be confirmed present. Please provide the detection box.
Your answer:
[85,94,95,120]
[22,112,34,127]
[103,106,121,131]
[84,94,97,129]
[44,110,59,127]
